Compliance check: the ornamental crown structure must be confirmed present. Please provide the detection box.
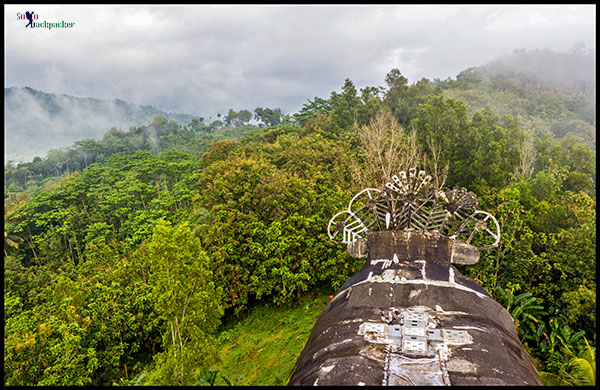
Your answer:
[327,168,500,262]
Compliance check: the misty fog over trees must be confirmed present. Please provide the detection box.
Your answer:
[4,87,196,164]
[483,44,595,94]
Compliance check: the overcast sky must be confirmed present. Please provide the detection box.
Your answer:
[4,4,596,118]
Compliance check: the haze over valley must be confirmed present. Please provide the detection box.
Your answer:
[4,87,195,163]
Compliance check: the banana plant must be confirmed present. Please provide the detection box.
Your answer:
[198,367,244,386]
[497,285,547,340]
[556,324,586,356]
[523,322,546,348]
[199,367,220,386]
[540,318,585,355]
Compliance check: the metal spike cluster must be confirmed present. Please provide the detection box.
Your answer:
[328,168,500,251]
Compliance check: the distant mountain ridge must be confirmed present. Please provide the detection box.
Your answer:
[4,87,197,163]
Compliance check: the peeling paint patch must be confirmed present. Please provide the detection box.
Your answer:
[452,325,487,332]
[408,289,422,301]
[435,309,470,317]
[320,364,335,374]
[415,260,427,279]
[319,318,364,338]
[446,357,479,373]
[448,267,456,283]
[442,329,473,345]
[313,338,355,360]
[359,344,388,362]
[370,258,388,267]
[353,276,488,298]
[386,354,448,386]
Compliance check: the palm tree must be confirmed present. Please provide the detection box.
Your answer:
[539,338,595,386]
[4,225,24,257]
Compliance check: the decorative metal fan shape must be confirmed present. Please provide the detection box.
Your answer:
[328,168,500,250]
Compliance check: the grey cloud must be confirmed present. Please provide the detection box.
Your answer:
[5,5,596,119]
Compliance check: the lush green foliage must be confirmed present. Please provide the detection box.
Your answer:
[4,51,595,385]
[539,337,596,386]
[213,291,332,386]
[142,220,223,385]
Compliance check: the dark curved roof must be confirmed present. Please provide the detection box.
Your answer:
[288,231,542,386]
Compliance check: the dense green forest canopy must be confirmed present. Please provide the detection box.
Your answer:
[4,48,596,385]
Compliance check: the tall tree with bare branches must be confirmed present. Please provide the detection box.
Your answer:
[351,107,422,189]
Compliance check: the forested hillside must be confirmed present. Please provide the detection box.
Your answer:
[441,47,595,150]
[4,87,196,164]
[4,49,596,386]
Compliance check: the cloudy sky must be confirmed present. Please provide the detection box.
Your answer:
[4,4,596,118]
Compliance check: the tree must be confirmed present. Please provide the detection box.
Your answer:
[145,220,223,385]
[237,109,252,126]
[208,120,223,132]
[330,78,361,131]
[411,95,469,187]
[254,107,282,127]
[293,97,332,126]
[453,106,523,190]
[351,107,423,189]
[225,109,252,127]
[224,109,237,127]
[189,118,206,133]
[383,68,410,124]
[512,129,536,181]
[357,86,383,126]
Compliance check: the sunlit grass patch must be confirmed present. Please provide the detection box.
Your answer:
[214,290,331,385]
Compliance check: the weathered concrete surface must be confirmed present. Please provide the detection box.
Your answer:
[366,230,480,265]
[288,231,542,386]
